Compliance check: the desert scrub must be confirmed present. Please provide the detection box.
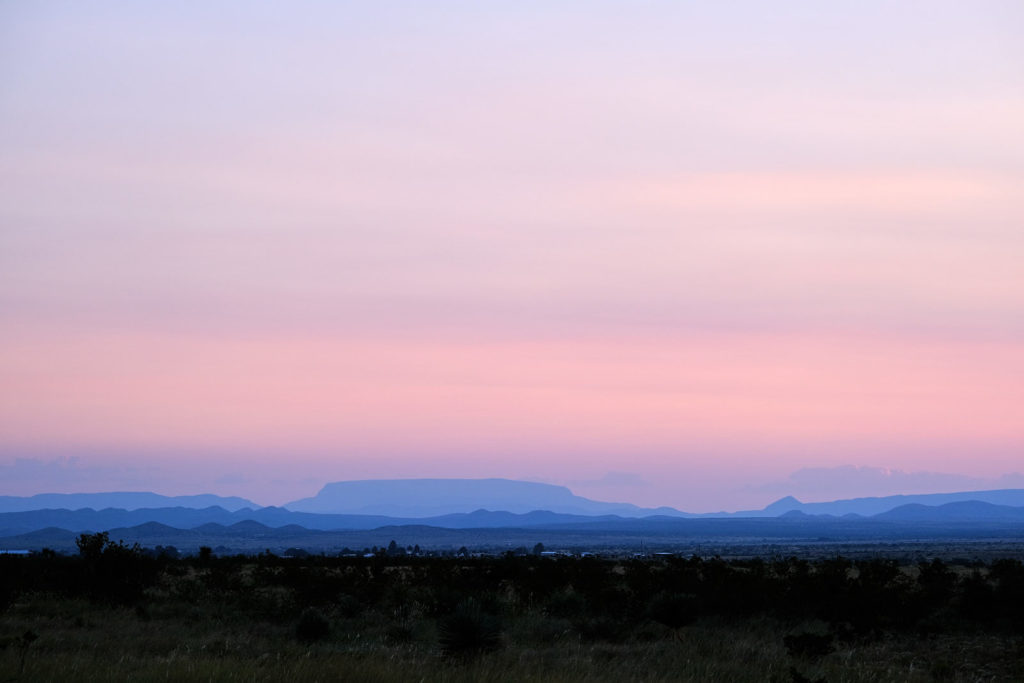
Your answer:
[438,601,503,658]
[294,607,330,643]
[2,553,1024,681]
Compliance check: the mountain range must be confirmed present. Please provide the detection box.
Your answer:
[7,478,1024,519]
[2,479,1023,552]
[750,489,1024,517]
[284,478,688,517]
[0,491,257,513]
[0,506,632,536]
[3,501,1024,554]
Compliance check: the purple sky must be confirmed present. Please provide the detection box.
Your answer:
[1,2,1023,511]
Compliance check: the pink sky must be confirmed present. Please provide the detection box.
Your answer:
[1,2,1023,511]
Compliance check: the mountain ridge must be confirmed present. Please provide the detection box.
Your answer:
[0,492,258,513]
[5,481,1024,524]
[753,488,1024,517]
[284,478,692,517]
[0,505,634,536]
[3,496,1024,540]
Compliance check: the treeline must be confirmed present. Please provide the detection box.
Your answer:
[2,533,1023,650]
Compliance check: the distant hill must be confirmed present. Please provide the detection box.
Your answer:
[0,492,258,513]
[0,506,633,536]
[284,478,691,517]
[4,481,1024,553]
[754,489,1024,517]
[874,500,1024,522]
[5,482,1024,532]
[5,509,1024,554]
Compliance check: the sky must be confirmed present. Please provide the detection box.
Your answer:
[1,2,1022,512]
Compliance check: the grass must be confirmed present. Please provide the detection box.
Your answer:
[3,596,1022,682]
[3,552,1024,681]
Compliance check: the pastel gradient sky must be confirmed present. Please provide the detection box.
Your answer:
[2,2,1023,511]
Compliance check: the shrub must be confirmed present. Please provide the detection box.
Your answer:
[544,590,587,619]
[783,631,834,660]
[0,630,38,676]
[646,592,697,631]
[295,607,330,643]
[384,623,415,644]
[334,594,362,618]
[74,532,156,604]
[576,616,629,643]
[438,602,502,657]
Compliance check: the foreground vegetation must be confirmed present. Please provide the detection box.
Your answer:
[2,535,1024,681]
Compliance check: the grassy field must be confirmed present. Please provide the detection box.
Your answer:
[4,599,1022,682]
[2,543,1023,681]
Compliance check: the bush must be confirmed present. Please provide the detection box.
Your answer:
[295,607,330,643]
[544,590,587,619]
[74,532,156,604]
[783,632,834,660]
[335,594,363,618]
[384,623,415,644]
[576,616,629,643]
[438,602,502,657]
[647,592,697,631]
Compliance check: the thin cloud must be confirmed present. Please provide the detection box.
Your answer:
[751,465,1024,503]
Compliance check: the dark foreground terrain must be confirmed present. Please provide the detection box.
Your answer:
[2,537,1024,681]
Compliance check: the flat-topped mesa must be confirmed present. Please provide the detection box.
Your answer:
[284,478,688,518]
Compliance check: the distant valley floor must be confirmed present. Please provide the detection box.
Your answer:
[3,517,1024,560]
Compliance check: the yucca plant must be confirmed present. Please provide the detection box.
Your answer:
[295,607,330,643]
[0,629,38,675]
[437,601,502,657]
[647,592,697,642]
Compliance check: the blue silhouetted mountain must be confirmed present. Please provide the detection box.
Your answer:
[747,489,1024,517]
[283,478,691,517]
[762,496,803,514]
[0,506,633,536]
[873,500,1024,522]
[0,492,257,513]
[4,499,1024,552]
